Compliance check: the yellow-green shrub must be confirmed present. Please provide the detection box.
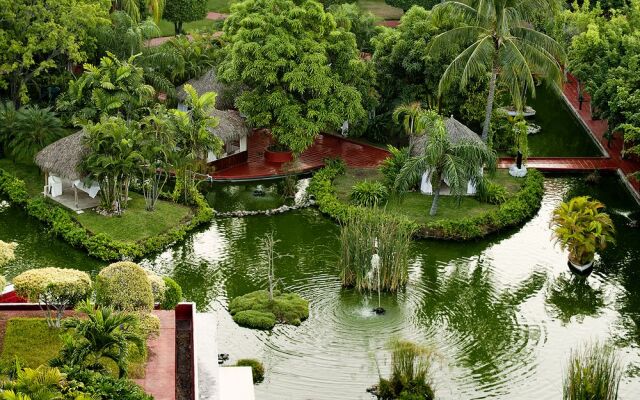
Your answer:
[96,262,154,312]
[144,269,167,305]
[0,240,17,268]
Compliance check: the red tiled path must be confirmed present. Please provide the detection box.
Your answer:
[206,12,229,21]
[211,130,391,181]
[499,73,640,199]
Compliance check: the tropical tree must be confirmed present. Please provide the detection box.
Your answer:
[163,0,207,35]
[9,106,65,162]
[550,196,616,266]
[57,53,155,123]
[394,110,496,215]
[96,11,161,59]
[170,84,222,203]
[218,0,368,154]
[0,0,111,107]
[82,116,143,211]
[51,300,145,378]
[430,0,565,143]
[138,106,176,211]
[112,0,165,23]
[393,102,427,150]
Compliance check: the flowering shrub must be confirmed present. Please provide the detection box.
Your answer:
[136,312,161,339]
[0,240,17,268]
[12,267,92,327]
[96,262,154,312]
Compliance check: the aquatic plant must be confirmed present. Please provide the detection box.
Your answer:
[339,213,412,292]
[350,180,389,208]
[563,342,622,400]
[373,339,437,400]
[550,196,616,265]
[236,359,265,384]
[229,290,309,330]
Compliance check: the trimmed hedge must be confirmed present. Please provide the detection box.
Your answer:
[160,277,183,310]
[308,163,545,240]
[0,168,213,261]
[96,261,155,311]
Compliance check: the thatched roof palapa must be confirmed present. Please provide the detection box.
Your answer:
[210,109,251,142]
[176,69,239,110]
[34,130,88,180]
[411,117,485,157]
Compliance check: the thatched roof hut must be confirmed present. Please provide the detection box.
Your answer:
[411,117,485,156]
[210,109,250,142]
[176,69,240,110]
[34,130,88,180]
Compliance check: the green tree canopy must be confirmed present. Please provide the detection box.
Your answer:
[218,0,371,154]
[163,0,207,35]
[0,0,111,107]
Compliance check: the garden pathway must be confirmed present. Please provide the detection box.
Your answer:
[499,73,640,201]
[211,130,390,181]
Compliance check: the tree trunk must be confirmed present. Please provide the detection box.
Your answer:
[481,67,498,144]
[430,173,442,216]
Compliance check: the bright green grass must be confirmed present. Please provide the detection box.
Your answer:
[75,192,192,243]
[333,168,521,224]
[0,158,44,196]
[357,0,404,20]
[0,318,147,378]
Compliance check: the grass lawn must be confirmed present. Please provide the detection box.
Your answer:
[0,158,44,196]
[334,168,522,224]
[358,0,404,20]
[157,0,231,36]
[75,192,192,243]
[0,318,147,378]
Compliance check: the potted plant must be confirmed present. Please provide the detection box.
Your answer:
[265,142,293,163]
[550,196,615,274]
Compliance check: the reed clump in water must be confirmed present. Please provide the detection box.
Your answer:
[372,339,437,399]
[339,212,413,292]
[563,342,622,400]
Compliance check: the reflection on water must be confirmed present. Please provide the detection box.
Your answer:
[2,175,640,399]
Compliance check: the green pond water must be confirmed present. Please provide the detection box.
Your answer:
[527,85,602,157]
[1,175,640,399]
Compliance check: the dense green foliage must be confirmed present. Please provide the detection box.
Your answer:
[229,290,309,330]
[218,0,375,153]
[350,180,389,207]
[160,277,183,309]
[550,196,616,265]
[236,359,265,384]
[12,268,92,327]
[5,106,66,162]
[477,179,509,205]
[0,0,111,107]
[379,146,411,190]
[0,167,213,260]
[328,3,378,52]
[375,339,437,400]
[164,0,208,34]
[384,0,438,11]
[563,343,622,400]
[96,262,155,312]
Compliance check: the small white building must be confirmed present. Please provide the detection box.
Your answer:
[411,117,486,196]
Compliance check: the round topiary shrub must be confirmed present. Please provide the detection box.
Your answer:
[236,359,265,384]
[136,312,161,338]
[229,290,309,330]
[144,269,167,305]
[232,310,277,330]
[96,261,154,312]
[350,180,388,207]
[160,277,183,310]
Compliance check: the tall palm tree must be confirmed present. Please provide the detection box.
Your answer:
[52,300,145,379]
[393,102,426,150]
[394,110,496,216]
[430,0,565,143]
[113,0,165,23]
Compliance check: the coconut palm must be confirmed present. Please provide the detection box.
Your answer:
[393,102,426,150]
[550,196,616,266]
[430,0,565,143]
[394,110,496,216]
[9,106,65,162]
[51,300,145,379]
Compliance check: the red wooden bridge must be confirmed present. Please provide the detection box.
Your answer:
[497,157,619,172]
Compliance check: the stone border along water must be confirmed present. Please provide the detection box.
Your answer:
[215,199,316,218]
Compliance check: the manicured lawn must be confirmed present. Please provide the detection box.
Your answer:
[75,193,192,243]
[358,0,403,20]
[0,318,147,378]
[0,158,44,196]
[156,0,232,36]
[334,168,522,224]
[0,318,65,367]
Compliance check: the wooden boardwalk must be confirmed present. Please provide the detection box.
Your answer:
[498,157,618,172]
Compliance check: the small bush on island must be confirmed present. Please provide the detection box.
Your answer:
[236,359,265,384]
[350,180,389,208]
[13,267,92,327]
[229,290,309,330]
[96,262,154,312]
[477,179,509,205]
[160,277,183,310]
[372,339,437,400]
[564,343,622,400]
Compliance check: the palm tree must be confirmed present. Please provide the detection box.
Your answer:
[430,0,565,143]
[393,102,426,150]
[394,110,496,216]
[9,106,65,162]
[52,301,145,378]
[112,0,165,23]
